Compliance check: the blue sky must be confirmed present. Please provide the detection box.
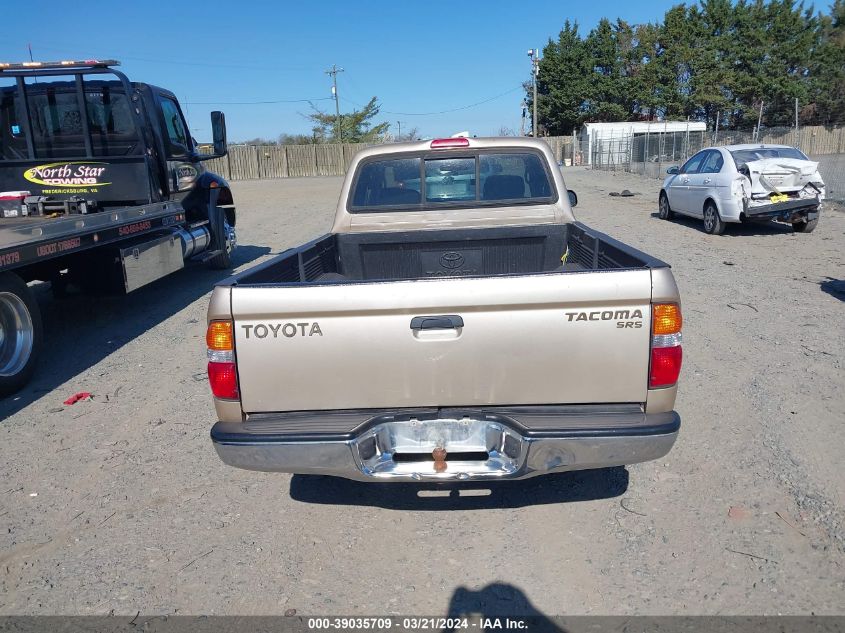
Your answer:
[2,0,690,141]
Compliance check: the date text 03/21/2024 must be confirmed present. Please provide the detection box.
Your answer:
[306,617,530,630]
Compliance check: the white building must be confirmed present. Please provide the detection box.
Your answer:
[578,121,708,166]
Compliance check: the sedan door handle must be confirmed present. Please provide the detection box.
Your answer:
[703,178,712,184]
[410,315,464,330]
[681,177,690,183]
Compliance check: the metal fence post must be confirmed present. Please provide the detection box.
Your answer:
[657,134,663,178]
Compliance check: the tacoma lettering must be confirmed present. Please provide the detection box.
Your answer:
[565,309,643,322]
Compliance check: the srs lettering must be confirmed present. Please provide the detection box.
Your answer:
[242,323,323,338]
[565,309,644,329]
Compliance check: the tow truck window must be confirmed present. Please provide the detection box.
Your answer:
[158,96,190,157]
[0,84,140,159]
[0,89,25,160]
[349,151,554,212]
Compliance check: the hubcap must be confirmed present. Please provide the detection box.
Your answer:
[224,220,237,254]
[704,208,714,231]
[0,292,34,377]
[660,197,668,217]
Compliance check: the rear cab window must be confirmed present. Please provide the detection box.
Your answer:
[0,80,140,160]
[348,150,555,212]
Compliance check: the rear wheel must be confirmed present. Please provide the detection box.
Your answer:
[658,192,674,220]
[703,202,726,235]
[0,273,43,396]
[207,206,236,270]
[792,218,818,233]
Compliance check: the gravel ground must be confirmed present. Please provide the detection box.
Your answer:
[1,168,843,616]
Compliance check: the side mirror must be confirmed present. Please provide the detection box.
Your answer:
[666,166,680,175]
[567,190,578,207]
[211,111,228,157]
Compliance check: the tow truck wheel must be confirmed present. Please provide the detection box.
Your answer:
[703,202,726,235]
[0,273,43,396]
[792,218,818,233]
[208,207,235,270]
[658,192,674,220]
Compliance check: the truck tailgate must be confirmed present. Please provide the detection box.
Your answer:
[231,271,653,412]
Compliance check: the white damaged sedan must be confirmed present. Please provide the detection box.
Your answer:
[659,144,825,234]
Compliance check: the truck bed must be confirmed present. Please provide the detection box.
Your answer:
[220,221,670,413]
[229,222,661,286]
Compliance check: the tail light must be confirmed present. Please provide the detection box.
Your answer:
[206,320,239,400]
[649,303,682,388]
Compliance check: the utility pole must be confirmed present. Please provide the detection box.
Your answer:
[520,100,527,136]
[714,111,720,144]
[325,64,344,142]
[754,100,764,142]
[397,121,401,140]
[528,49,540,137]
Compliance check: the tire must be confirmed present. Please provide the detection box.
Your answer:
[207,206,235,270]
[703,201,726,235]
[658,192,675,220]
[0,273,43,396]
[792,218,818,233]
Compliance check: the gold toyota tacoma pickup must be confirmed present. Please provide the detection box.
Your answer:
[206,137,683,481]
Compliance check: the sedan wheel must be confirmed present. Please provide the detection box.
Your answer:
[792,218,818,233]
[703,202,726,235]
[658,193,674,220]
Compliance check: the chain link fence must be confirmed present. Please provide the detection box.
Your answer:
[588,125,845,202]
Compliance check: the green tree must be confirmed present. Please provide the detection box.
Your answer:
[807,0,845,125]
[583,18,629,121]
[534,20,592,134]
[535,1,841,133]
[308,97,390,143]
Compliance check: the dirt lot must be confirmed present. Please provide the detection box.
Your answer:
[1,168,843,616]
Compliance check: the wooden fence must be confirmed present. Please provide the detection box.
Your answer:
[203,137,574,181]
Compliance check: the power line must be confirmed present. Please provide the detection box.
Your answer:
[342,85,524,117]
[20,44,315,72]
[185,97,333,105]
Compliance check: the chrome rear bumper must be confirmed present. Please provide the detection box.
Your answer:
[211,408,679,482]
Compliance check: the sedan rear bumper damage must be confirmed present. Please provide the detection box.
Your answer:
[211,406,680,481]
[743,196,821,219]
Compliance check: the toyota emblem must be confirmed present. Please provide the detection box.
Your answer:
[439,252,465,269]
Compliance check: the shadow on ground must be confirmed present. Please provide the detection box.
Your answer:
[289,467,628,510]
[0,245,270,421]
[649,212,797,236]
[442,583,565,630]
[820,277,845,302]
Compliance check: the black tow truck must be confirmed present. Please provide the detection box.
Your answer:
[0,59,236,394]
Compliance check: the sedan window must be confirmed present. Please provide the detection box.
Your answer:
[680,152,707,174]
[700,151,724,174]
[730,147,808,169]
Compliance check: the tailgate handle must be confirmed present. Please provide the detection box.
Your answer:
[410,315,464,330]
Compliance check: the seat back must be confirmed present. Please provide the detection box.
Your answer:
[482,174,525,200]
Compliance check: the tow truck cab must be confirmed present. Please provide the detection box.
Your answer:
[0,59,233,224]
[0,60,235,395]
